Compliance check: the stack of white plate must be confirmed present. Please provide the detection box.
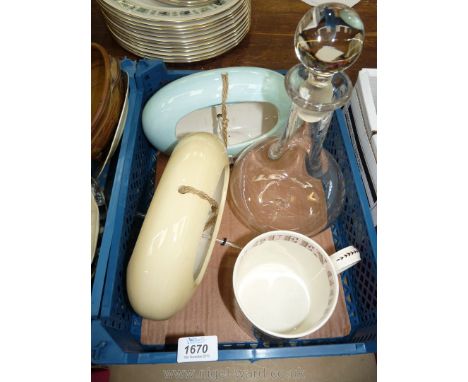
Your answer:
[96,0,251,63]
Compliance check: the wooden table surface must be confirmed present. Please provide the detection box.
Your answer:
[91,0,377,84]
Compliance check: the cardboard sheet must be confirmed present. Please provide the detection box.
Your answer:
[140,154,350,344]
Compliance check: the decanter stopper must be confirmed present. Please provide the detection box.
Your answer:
[295,3,364,79]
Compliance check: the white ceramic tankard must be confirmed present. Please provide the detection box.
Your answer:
[233,230,361,339]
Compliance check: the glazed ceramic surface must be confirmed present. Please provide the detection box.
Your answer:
[233,230,360,339]
[97,0,251,62]
[142,67,291,157]
[127,133,229,321]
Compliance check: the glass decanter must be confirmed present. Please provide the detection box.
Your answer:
[229,3,364,237]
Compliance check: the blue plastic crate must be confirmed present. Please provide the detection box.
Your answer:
[91,59,138,319]
[91,60,137,315]
[91,59,377,364]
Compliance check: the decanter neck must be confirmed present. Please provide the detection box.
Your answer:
[268,64,352,161]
